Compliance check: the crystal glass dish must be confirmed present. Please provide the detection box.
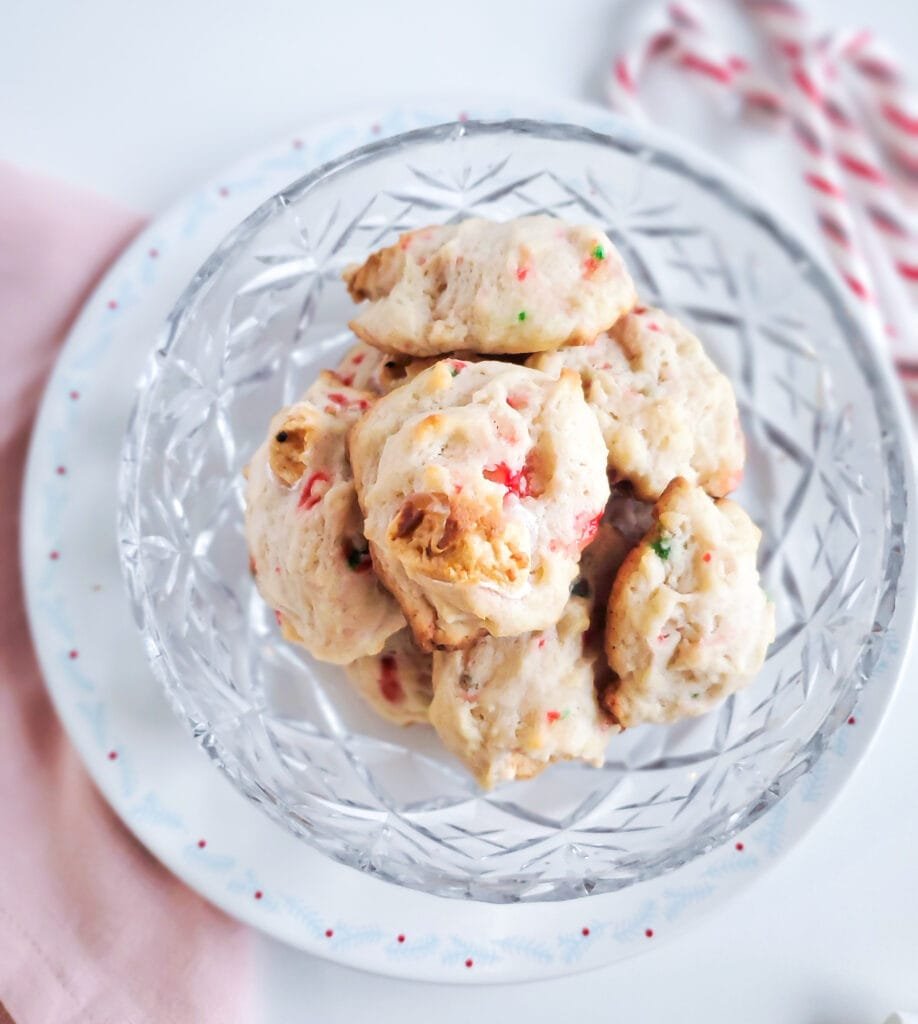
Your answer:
[120,120,911,903]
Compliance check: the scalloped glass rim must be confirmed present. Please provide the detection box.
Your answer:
[119,118,913,903]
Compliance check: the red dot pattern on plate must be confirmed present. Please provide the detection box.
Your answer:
[197,839,207,849]
[735,841,745,851]
[50,551,60,561]
[218,186,230,197]
[645,928,654,938]
[292,138,303,149]
[325,929,333,938]
[107,300,118,310]
[56,466,67,476]
[69,390,80,400]
[149,247,159,259]
[107,750,118,761]
[254,890,263,900]
[68,650,78,660]
[371,122,381,134]
[848,716,856,725]
[458,111,469,122]
[581,927,590,937]
[465,958,473,968]
[397,934,405,943]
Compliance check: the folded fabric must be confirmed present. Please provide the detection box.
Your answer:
[0,161,253,1024]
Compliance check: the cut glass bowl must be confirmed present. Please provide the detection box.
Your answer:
[120,120,911,902]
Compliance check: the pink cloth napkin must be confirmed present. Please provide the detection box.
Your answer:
[0,162,253,1024]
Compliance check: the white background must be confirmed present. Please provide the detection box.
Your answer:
[4,1,918,1021]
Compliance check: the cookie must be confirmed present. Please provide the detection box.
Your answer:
[244,371,404,663]
[528,306,744,501]
[605,478,774,726]
[343,216,636,357]
[429,523,629,788]
[349,359,611,651]
[332,342,436,395]
[345,628,433,726]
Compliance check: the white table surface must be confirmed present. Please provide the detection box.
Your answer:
[5,1,918,1020]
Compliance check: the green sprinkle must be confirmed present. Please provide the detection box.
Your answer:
[562,708,571,720]
[592,244,605,260]
[517,310,527,322]
[571,578,590,597]
[651,535,671,560]
[449,367,460,377]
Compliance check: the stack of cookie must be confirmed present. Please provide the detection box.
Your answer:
[244,216,775,788]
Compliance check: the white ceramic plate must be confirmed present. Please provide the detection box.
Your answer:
[21,98,916,983]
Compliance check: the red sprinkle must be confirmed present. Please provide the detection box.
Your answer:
[546,710,561,724]
[735,841,745,851]
[274,610,284,627]
[897,262,918,282]
[298,471,330,511]
[574,510,602,550]
[633,305,647,314]
[353,352,365,365]
[703,552,712,563]
[581,927,590,937]
[483,461,533,499]
[516,266,529,282]
[582,256,601,277]
[537,636,547,649]
[506,394,527,410]
[328,392,348,405]
[379,656,404,704]
[647,322,662,333]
